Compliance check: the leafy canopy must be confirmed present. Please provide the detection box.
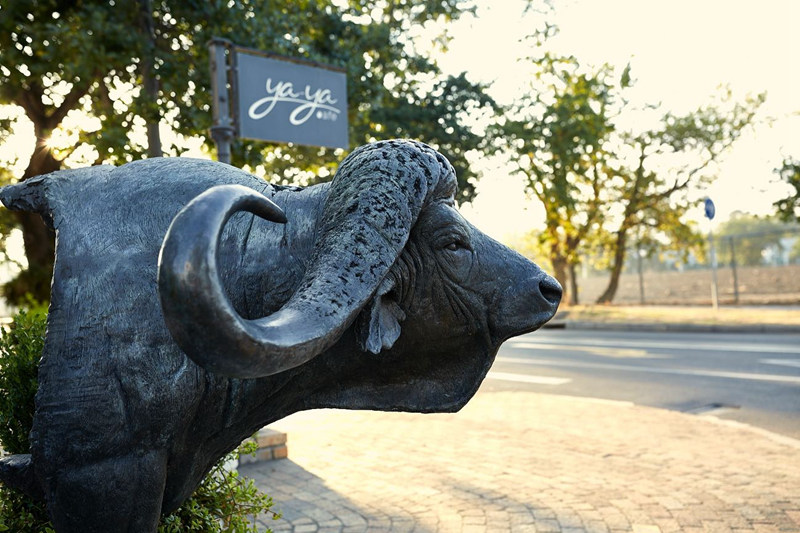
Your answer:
[773,157,800,222]
[493,16,763,305]
[492,47,621,304]
[0,0,492,197]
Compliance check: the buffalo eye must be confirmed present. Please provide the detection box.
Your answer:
[437,236,473,280]
[442,238,471,253]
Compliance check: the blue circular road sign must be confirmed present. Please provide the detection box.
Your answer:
[704,197,716,220]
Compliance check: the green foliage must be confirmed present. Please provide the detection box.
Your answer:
[0,307,46,456]
[493,12,764,305]
[0,306,52,532]
[0,1,493,305]
[158,438,279,533]
[0,309,278,532]
[369,72,498,203]
[0,485,53,533]
[220,1,493,202]
[590,89,762,303]
[492,47,620,304]
[773,157,800,222]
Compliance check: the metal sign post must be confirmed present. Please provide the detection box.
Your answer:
[208,38,235,164]
[704,197,719,310]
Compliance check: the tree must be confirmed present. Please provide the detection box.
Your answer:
[493,52,619,305]
[773,157,800,222]
[0,0,493,304]
[492,14,762,306]
[594,90,764,303]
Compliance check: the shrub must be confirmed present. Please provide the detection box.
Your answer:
[159,438,278,533]
[0,309,279,532]
[0,307,45,456]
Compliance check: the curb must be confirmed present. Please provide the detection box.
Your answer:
[546,319,800,334]
[698,412,800,450]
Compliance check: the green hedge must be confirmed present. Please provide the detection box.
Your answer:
[0,308,279,532]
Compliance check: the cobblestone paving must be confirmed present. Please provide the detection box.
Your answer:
[241,391,800,533]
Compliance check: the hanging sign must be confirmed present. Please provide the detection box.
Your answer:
[234,48,348,149]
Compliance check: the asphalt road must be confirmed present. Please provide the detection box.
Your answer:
[484,328,800,440]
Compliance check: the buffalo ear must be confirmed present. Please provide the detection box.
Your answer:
[357,278,406,354]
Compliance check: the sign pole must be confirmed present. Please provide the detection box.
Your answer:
[636,228,645,304]
[709,230,719,310]
[704,197,719,310]
[729,236,740,304]
[637,248,645,305]
[208,38,235,164]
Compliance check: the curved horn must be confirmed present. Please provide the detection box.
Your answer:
[159,140,457,378]
[158,185,294,376]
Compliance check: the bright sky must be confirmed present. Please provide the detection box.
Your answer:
[447,0,800,240]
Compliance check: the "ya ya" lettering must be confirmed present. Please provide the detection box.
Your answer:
[248,78,340,125]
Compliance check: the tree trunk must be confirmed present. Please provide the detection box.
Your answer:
[596,227,628,304]
[5,136,60,304]
[551,254,570,305]
[142,71,162,158]
[139,0,162,158]
[551,254,584,306]
[568,262,580,305]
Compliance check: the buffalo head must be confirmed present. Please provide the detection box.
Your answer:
[158,139,561,410]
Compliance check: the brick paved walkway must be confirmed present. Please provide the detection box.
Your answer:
[241,390,800,533]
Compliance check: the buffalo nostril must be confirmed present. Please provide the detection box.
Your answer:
[539,276,562,306]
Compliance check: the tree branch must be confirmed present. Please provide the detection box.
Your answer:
[17,83,47,130]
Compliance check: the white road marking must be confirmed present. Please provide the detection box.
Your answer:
[486,371,571,386]
[507,339,800,354]
[510,343,655,358]
[760,358,800,368]
[496,357,800,385]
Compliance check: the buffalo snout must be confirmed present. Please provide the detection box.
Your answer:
[478,233,562,342]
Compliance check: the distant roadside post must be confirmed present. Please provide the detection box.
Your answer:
[705,197,719,310]
[207,38,349,163]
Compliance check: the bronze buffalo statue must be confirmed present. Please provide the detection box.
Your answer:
[0,139,560,532]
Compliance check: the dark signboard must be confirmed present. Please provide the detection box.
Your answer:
[234,48,349,149]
